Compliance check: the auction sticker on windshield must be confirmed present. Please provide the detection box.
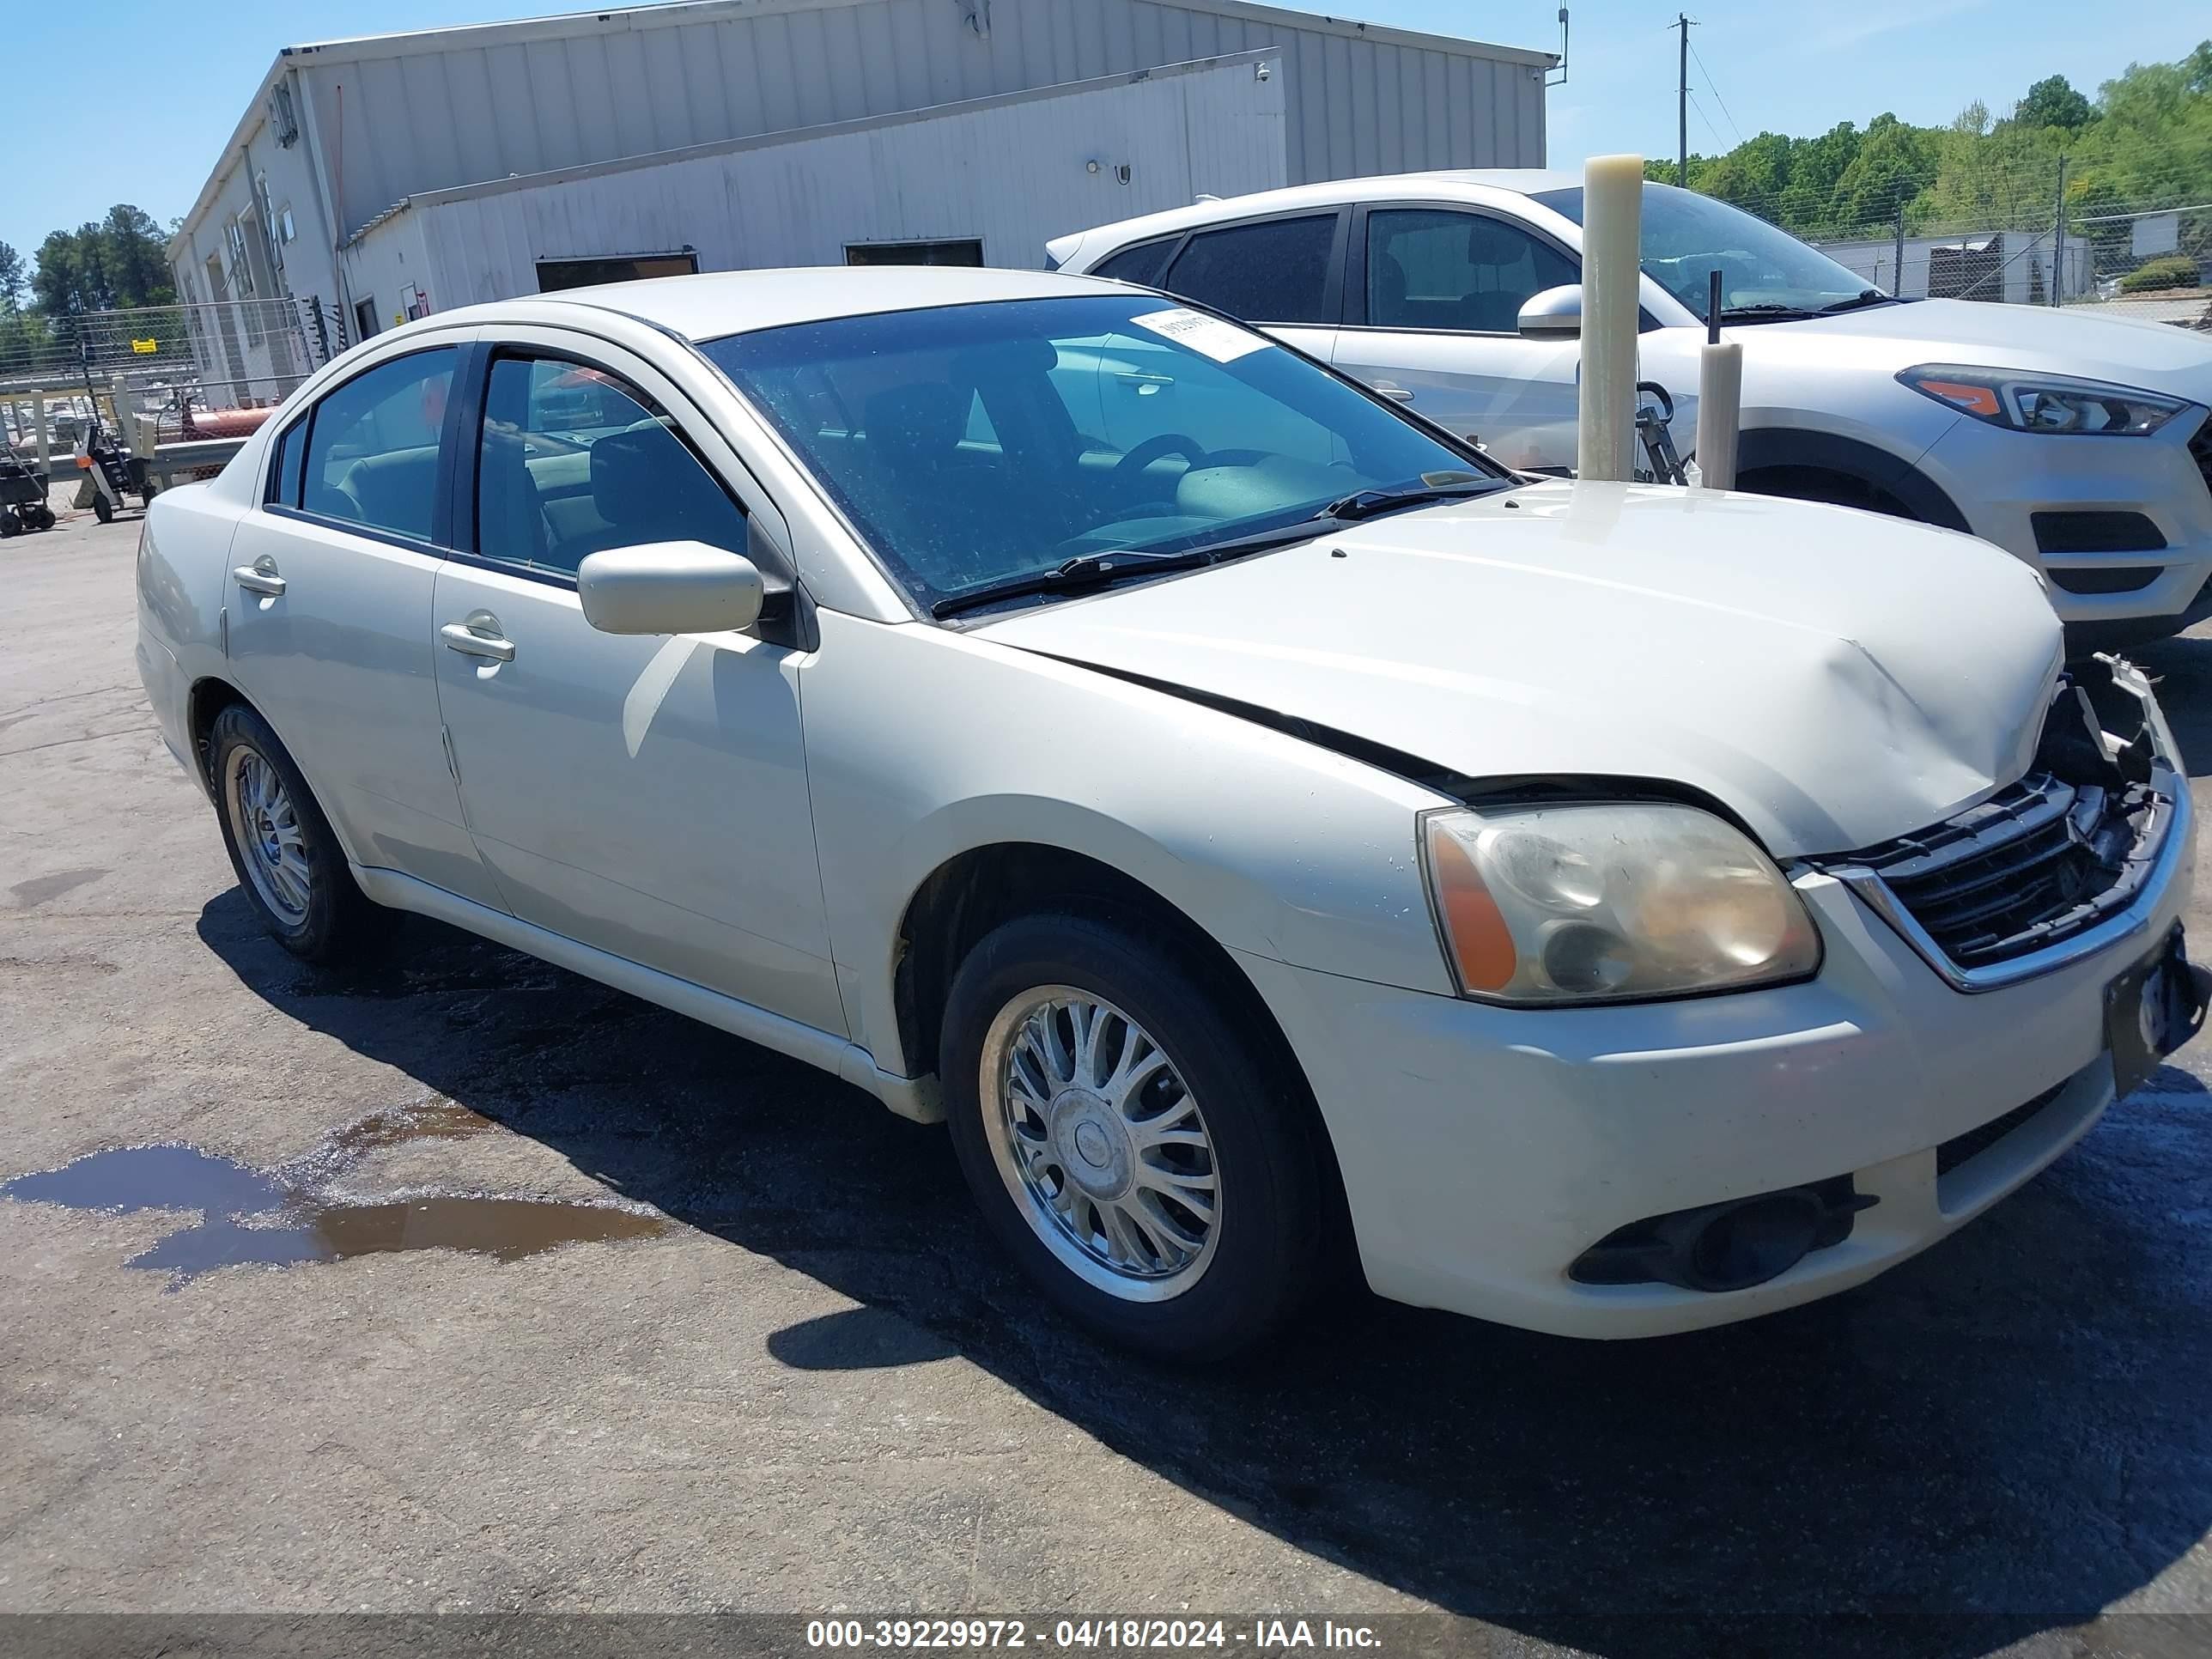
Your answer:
[1129,307,1267,363]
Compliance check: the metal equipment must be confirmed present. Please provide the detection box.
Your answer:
[0,441,55,538]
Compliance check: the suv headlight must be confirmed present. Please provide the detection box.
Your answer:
[1899,365,2190,436]
[1421,803,1821,1005]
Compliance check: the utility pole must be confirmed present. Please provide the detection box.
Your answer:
[1677,15,1692,188]
[2051,153,2068,307]
[1893,198,1907,299]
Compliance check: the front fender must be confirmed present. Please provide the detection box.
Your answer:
[799,612,1455,1075]
[1735,427,1972,532]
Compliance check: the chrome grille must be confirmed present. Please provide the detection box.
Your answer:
[1836,773,2166,969]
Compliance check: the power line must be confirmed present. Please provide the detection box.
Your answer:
[1686,40,1745,147]
[1686,92,1726,152]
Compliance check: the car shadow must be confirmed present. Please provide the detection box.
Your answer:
[195,890,2212,1657]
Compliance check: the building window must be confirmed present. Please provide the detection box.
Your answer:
[226,222,256,296]
[353,298,379,343]
[844,240,985,268]
[535,252,699,292]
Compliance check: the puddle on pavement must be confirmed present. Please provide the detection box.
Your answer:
[0,1141,671,1285]
[327,1099,496,1155]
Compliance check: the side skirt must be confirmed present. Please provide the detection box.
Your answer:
[351,864,945,1125]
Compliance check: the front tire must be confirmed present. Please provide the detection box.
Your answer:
[208,703,380,963]
[941,912,1325,1361]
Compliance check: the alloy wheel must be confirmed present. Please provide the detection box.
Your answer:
[978,986,1221,1300]
[225,745,312,927]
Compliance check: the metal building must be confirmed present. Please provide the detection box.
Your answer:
[1813,232,2093,307]
[169,0,1552,349]
[338,52,1289,314]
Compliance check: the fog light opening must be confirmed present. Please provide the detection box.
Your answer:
[1684,1194,1823,1292]
[1568,1176,1874,1291]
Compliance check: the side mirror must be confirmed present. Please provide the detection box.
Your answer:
[577,540,764,636]
[1518,284,1583,338]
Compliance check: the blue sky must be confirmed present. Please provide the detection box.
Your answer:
[3,0,2202,273]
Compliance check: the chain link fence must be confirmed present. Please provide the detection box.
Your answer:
[0,296,346,456]
[1808,204,2209,328]
[1666,154,2210,331]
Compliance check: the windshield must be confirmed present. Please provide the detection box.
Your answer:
[1530,182,1881,322]
[700,295,1500,612]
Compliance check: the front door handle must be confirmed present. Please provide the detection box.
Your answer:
[441,612,516,663]
[1371,381,1416,403]
[234,557,286,597]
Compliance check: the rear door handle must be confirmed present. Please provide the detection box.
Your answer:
[234,561,286,596]
[441,614,516,663]
[1372,381,1416,403]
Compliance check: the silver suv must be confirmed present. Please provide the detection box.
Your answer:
[1050,173,2212,641]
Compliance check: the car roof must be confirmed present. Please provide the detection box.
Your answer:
[425,264,1129,343]
[1044,168,1589,264]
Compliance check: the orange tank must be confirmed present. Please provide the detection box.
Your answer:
[182,407,276,441]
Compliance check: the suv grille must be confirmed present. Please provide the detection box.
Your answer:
[1838,772,2166,969]
[2192,412,2212,507]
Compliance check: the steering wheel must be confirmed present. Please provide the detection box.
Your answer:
[1112,433,1212,483]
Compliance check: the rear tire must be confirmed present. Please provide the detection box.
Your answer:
[941,911,1325,1362]
[91,494,113,524]
[208,703,381,963]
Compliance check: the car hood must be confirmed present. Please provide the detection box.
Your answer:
[975,482,2065,856]
[1754,298,2212,397]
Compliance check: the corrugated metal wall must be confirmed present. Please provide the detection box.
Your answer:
[347,53,1287,307]
[299,0,1547,239]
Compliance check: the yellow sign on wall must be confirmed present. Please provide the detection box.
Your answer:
[130,338,159,354]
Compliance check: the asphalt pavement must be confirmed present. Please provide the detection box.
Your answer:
[6,501,2212,1657]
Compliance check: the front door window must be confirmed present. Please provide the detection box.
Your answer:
[1365,210,1577,334]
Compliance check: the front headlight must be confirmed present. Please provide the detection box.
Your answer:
[1421,802,1822,1005]
[1899,364,2190,436]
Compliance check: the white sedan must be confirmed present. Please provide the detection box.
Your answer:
[137,267,2203,1359]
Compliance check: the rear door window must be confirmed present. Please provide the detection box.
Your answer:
[300,348,459,541]
[1090,239,1179,286]
[1158,215,1340,325]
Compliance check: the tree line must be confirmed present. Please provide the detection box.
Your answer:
[1650,42,2212,275]
[0,206,177,370]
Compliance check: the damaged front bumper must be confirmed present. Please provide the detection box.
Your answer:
[1237,656,2202,1339]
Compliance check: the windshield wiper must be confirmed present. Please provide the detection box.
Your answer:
[933,476,1509,619]
[1816,289,1901,314]
[1319,477,1504,523]
[931,549,1212,619]
[1713,303,1818,324]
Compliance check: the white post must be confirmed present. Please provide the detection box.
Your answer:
[111,374,156,460]
[1577,155,1644,482]
[31,390,48,475]
[1694,340,1742,490]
